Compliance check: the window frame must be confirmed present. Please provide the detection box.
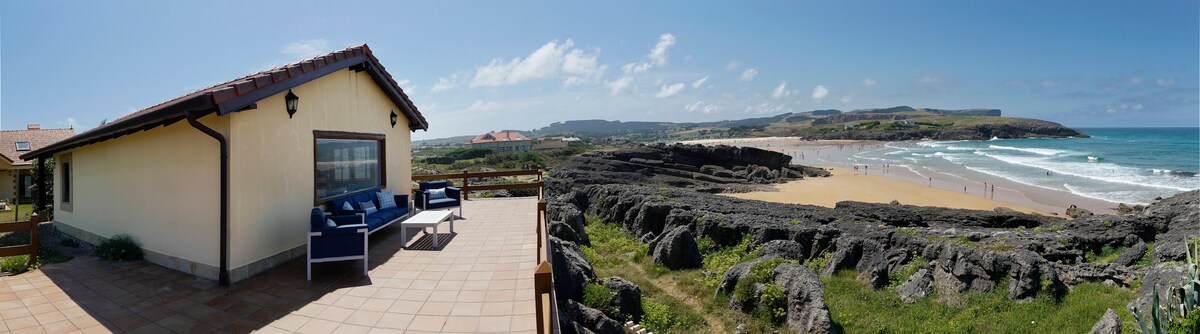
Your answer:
[15,142,30,151]
[312,130,387,205]
[59,154,73,212]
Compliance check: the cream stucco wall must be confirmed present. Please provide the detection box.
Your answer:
[227,68,412,270]
[53,115,226,269]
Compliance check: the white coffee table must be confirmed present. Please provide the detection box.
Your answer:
[401,210,454,249]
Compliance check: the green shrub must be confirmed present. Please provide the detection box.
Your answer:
[755,283,788,324]
[0,255,30,273]
[1137,243,1155,266]
[701,236,756,289]
[733,258,796,304]
[96,234,143,261]
[59,238,80,248]
[1085,245,1126,264]
[583,282,616,313]
[887,256,928,290]
[805,251,834,273]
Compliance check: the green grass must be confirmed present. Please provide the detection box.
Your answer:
[824,270,1138,333]
[1137,243,1155,266]
[0,204,34,223]
[1085,245,1127,264]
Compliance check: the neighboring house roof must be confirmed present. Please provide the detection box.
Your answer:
[0,125,76,166]
[22,44,427,161]
[469,131,530,144]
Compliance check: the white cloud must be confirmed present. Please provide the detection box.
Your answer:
[647,33,676,66]
[771,81,793,99]
[840,95,854,103]
[396,79,417,92]
[692,76,709,89]
[431,76,457,93]
[620,33,678,75]
[1155,78,1176,86]
[725,60,742,71]
[622,62,652,74]
[862,78,877,87]
[685,101,722,114]
[811,85,829,102]
[467,100,501,112]
[607,76,634,95]
[66,117,80,129]
[744,103,789,115]
[739,68,758,82]
[282,39,330,60]
[469,39,605,87]
[1128,76,1143,85]
[655,83,685,98]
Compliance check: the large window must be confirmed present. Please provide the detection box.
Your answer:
[314,131,385,202]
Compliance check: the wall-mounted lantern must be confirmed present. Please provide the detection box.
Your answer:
[285,89,299,118]
[390,111,398,128]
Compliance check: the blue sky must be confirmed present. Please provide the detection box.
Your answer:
[2,1,1197,140]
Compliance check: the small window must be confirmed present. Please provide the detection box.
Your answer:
[62,162,71,203]
[15,142,30,151]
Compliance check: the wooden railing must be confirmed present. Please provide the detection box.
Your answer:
[412,169,544,200]
[0,212,40,264]
[534,198,559,334]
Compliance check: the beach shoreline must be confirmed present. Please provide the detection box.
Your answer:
[682,137,1121,214]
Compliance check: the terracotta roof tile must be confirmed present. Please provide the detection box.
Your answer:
[0,128,75,165]
[21,44,428,161]
[469,131,530,144]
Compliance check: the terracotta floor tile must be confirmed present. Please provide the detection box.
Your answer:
[406,315,446,331]
[373,312,414,329]
[343,309,384,327]
[476,315,512,332]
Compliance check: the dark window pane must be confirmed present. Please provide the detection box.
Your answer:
[315,138,381,200]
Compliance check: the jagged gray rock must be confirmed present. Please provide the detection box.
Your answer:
[649,226,703,269]
[759,240,808,261]
[1111,242,1147,267]
[773,263,835,334]
[1129,264,1189,315]
[1087,308,1122,334]
[898,267,934,303]
[551,237,597,303]
[602,277,643,323]
[558,299,624,334]
[1067,205,1094,218]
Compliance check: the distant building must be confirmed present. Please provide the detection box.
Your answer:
[0,124,75,205]
[468,131,531,153]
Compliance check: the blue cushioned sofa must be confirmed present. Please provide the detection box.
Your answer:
[328,191,411,233]
[307,191,410,280]
[413,181,462,217]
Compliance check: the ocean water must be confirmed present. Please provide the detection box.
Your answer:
[851,128,1200,205]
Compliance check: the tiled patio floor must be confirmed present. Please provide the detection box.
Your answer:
[0,198,539,333]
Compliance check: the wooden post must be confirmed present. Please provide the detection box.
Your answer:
[534,261,553,334]
[29,213,38,266]
[462,169,470,200]
[537,169,543,200]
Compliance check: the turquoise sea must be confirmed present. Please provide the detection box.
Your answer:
[852,127,1200,205]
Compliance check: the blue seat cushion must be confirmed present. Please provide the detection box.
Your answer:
[426,198,460,209]
[377,207,408,221]
[363,216,386,231]
[370,210,399,223]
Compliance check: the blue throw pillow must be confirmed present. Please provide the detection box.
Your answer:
[377,190,398,209]
[342,201,354,211]
[360,201,377,215]
[325,219,338,228]
[428,188,447,200]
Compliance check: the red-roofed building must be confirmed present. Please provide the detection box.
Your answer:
[0,124,75,205]
[468,131,531,153]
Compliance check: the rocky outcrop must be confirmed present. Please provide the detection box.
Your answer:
[773,264,835,334]
[1129,264,1190,314]
[1067,205,1094,218]
[558,299,625,334]
[932,118,1088,140]
[546,146,1197,332]
[602,277,644,323]
[649,226,703,269]
[1088,308,1122,334]
[551,237,597,303]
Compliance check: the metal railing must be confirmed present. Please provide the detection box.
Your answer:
[412,169,544,200]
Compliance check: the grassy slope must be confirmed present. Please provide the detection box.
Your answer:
[581,216,1139,333]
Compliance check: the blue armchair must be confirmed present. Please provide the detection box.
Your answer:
[307,208,369,280]
[414,181,462,218]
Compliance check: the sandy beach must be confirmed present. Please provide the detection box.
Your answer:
[683,137,1117,215]
[725,166,1055,215]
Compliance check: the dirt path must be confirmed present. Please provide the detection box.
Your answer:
[632,265,729,333]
